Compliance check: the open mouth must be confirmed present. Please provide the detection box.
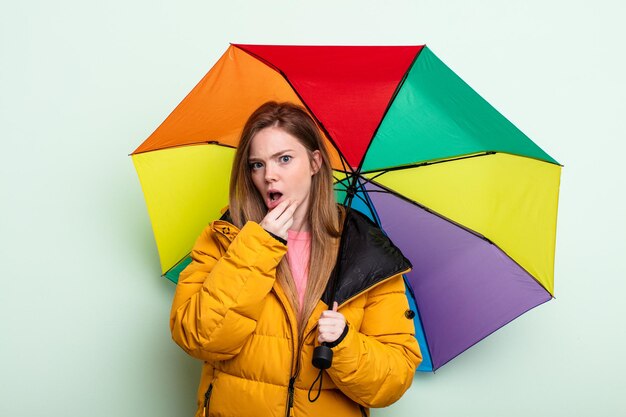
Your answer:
[269,192,283,202]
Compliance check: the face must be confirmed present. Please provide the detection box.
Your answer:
[248,126,321,224]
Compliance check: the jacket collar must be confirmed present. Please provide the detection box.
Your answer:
[321,208,411,306]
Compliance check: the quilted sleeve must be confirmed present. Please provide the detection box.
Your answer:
[169,221,286,362]
[326,274,422,408]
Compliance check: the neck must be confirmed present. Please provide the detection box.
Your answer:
[290,215,310,232]
[291,199,311,232]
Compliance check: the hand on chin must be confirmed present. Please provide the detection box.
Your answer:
[259,199,299,240]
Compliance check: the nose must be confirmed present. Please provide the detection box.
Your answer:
[264,163,277,183]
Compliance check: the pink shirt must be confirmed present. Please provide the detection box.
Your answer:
[286,230,311,308]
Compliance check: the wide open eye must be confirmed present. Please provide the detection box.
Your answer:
[279,155,292,163]
[249,161,263,170]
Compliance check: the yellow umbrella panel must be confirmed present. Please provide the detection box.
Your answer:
[364,152,561,295]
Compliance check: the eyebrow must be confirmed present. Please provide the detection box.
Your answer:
[248,149,295,162]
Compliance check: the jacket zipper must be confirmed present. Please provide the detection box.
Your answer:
[286,325,317,417]
[286,376,296,417]
[278,281,319,417]
[275,284,297,417]
[202,384,213,417]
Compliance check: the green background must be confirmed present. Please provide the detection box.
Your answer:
[1,0,624,416]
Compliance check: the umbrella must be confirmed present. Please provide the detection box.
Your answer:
[131,44,561,372]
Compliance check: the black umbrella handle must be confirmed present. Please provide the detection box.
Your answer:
[312,344,333,369]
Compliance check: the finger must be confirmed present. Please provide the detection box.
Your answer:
[318,320,339,329]
[317,331,339,344]
[319,329,338,339]
[320,304,337,317]
[283,214,294,229]
[319,328,341,337]
[318,325,341,337]
[273,202,299,230]
[332,301,338,312]
[274,202,299,236]
[269,199,291,219]
[277,199,299,221]
[320,311,341,319]
[318,318,332,326]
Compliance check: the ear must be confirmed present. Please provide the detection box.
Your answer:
[310,150,322,175]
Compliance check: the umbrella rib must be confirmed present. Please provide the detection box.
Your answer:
[233,45,355,175]
[130,140,237,156]
[333,176,381,224]
[364,177,492,243]
[332,187,379,204]
[356,179,384,226]
[339,150,353,174]
[356,46,425,173]
[361,151,496,178]
[352,188,374,209]
[333,188,388,195]
[365,176,555,296]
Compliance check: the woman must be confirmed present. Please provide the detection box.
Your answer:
[170,101,421,417]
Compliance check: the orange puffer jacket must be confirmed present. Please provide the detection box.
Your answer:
[170,212,421,417]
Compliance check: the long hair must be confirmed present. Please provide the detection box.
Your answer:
[229,101,342,331]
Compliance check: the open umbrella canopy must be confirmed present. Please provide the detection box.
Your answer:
[132,44,561,372]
